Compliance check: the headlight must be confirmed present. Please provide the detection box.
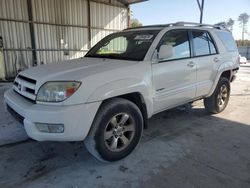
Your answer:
[36,81,81,102]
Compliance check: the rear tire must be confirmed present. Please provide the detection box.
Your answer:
[84,98,143,162]
[204,77,230,114]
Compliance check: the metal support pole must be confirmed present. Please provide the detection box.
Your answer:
[0,36,6,80]
[196,0,204,24]
[27,0,37,66]
[87,0,91,49]
[200,0,204,24]
[127,6,130,28]
[247,45,250,60]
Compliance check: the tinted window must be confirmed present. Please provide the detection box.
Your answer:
[158,30,190,61]
[207,33,217,54]
[192,31,210,56]
[217,31,237,52]
[192,31,217,56]
[86,30,160,61]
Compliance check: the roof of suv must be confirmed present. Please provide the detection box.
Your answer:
[124,22,230,32]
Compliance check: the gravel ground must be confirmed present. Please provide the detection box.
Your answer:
[0,64,250,188]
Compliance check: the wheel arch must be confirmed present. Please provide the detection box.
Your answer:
[98,92,149,129]
[115,92,149,129]
[206,68,232,97]
[220,70,232,81]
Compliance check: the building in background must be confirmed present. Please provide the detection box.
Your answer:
[0,0,146,80]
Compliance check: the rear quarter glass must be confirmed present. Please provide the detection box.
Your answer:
[216,31,237,52]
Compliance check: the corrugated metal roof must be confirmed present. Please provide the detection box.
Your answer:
[117,0,148,5]
[94,0,148,6]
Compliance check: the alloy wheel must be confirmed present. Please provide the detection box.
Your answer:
[217,84,228,108]
[104,113,135,152]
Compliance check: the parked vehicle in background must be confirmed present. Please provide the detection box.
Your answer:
[4,22,239,162]
[239,55,247,64]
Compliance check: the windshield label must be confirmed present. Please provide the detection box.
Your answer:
[134,35,154,40]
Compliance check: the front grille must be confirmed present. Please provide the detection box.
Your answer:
[13,90,36,103]
[18,75,36,84]
[7,105,24,124]
[13,74,37,102]
[25,87,35,94]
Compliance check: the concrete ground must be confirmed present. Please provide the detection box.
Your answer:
[0,64,250,188]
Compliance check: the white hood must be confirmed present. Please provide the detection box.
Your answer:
[20,57,138,85]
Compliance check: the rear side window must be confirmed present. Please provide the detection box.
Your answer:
[207,34,217,54]
[192,31,217,56]
[216,31,237,52]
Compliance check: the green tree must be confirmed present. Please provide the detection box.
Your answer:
[226,18,234,32]
[238,13,249,40]
[236,40,250,47]
[130,19,142,28]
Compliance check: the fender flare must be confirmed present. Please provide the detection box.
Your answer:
[86,78,154,117]
[206,61,233,97]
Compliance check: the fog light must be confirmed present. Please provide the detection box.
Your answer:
[35,123,64,133]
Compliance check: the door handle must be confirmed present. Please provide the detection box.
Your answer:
[187,61,195,68]
[213,57,220,62]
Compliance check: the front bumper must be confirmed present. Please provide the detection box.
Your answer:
[4,89,101,141]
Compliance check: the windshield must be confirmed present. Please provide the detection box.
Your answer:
[85,30,160,61]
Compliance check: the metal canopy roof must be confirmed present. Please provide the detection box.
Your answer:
[117,0,148,5]
[92,0,148,7]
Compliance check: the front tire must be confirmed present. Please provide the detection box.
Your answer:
[204,77,230,114]
[84,98,143,162]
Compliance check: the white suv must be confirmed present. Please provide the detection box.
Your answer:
[4,22,239,161]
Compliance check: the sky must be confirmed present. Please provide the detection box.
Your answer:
[131,0,250,40]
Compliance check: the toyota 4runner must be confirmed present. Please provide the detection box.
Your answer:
[4,22,239,162]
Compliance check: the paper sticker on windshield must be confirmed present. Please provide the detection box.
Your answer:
[134,35,154,40]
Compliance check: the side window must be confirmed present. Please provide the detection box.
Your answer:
[192,31,217,56]
[207,33,217,54]
[216,31,237,52]
[158,30,190,61]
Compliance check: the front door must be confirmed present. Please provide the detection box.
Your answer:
[152,30,196,113]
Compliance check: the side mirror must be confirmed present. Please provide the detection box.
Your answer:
[158,45,173,60]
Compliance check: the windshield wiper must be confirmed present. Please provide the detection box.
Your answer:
[86,54,118,59]
[85,54,139,61]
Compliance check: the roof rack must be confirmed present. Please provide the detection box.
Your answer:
[123,23,174,30]
[174,22,226,29]
[124,21,229,31]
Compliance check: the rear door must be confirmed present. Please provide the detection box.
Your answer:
[152,29,197,113]
[190,30,219,97]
